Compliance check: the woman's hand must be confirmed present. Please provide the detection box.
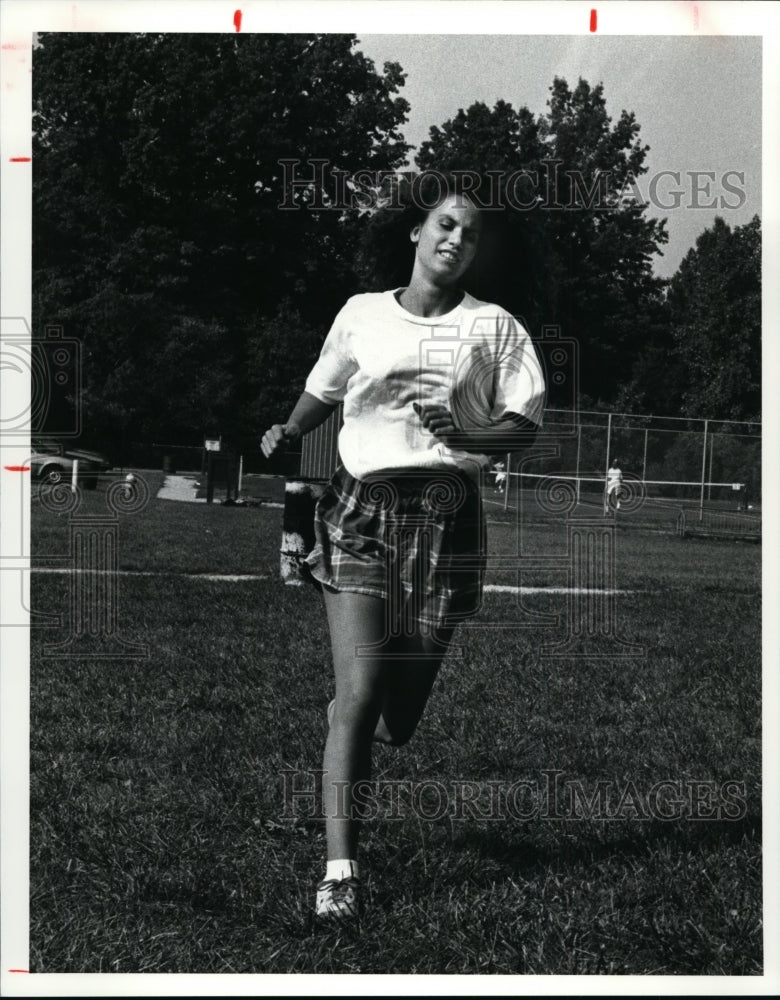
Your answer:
[261,421,301,459]
[261,393,337,459]
[413,402,539,454]
[413,402,461,446]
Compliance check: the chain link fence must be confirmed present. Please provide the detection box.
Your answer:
[523,409,761,509]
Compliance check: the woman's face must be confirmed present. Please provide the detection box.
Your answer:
[410,194,481,285]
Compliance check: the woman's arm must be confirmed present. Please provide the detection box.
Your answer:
[414,403,538,455]
[261,391,336,459]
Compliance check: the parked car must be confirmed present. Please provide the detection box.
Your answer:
[31,439,111,489]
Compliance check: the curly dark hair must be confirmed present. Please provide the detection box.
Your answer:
[356,171,493,292]
[353,168,553,329]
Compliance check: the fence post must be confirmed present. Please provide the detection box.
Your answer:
[699,418,708,522]
[642,428,648,484]
[503,451,510,512]
[575,422,582,505]
[604,412,612,514]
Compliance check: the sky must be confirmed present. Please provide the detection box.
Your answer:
[356,34,762,278]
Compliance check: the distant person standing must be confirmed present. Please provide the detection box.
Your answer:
[493,460,507,494]
[605,459,623,513]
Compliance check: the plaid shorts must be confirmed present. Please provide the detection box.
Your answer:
[303,465,487,629]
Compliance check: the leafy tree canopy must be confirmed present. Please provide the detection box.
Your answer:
[667,215,760,421]
[417,77,669,406]
[617,215,761,423]
[33,32,409,451]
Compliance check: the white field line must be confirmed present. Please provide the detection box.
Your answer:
[29,567,637,593]
[30,568,268,582]
[484,584,635,595]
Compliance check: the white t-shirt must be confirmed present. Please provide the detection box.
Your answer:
[304,289,546,479]
[607,465,623,490]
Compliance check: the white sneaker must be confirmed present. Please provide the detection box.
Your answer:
[315,876,360,920]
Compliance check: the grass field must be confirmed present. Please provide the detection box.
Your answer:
[29,471,762,975]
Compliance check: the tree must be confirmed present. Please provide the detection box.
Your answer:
[416,78,669,407]
[612,297,687,417]
[665,215,760,421]
[33,33,410,453]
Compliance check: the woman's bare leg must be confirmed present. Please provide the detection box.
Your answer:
[372,625,455,746]
[321,586,458,860]
[321,589,389,861]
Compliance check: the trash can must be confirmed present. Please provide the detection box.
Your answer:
[162,455,177,475]
[206,450,239,503]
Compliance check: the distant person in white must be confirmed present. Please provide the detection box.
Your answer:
[493,460,507,494]
[605,460,623,513]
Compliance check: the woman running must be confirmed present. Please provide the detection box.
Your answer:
[261,172,546,920]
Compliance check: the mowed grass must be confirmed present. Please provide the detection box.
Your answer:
[29,473,762,974]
